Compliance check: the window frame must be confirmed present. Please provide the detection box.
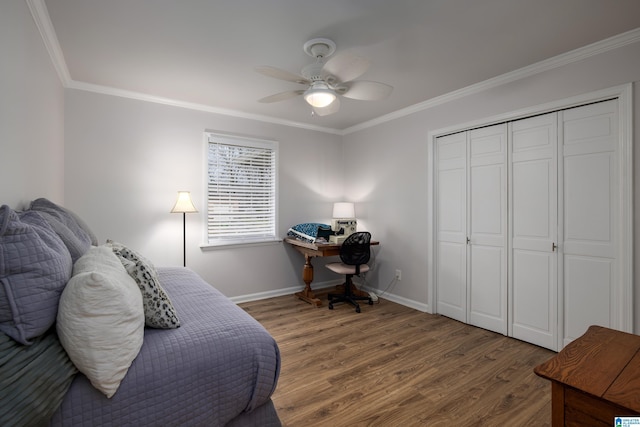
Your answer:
[201,132,279,249]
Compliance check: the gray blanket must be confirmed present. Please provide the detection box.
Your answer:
[49,267,281,426]
[0,329,77,427]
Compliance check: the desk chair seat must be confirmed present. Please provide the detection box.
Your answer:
[326,231,373,313]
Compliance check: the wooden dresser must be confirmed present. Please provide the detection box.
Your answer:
[534,325,640,426]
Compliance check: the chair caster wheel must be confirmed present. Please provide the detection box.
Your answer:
[356,306,361,313]
[328,303,334,310]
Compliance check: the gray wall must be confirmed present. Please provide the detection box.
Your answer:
[0,0,64,208]
[63,90,344,298]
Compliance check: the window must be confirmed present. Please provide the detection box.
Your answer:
[205,132,278,246]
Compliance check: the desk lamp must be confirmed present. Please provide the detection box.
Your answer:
[171,191,198,267]
[330,202,357,244]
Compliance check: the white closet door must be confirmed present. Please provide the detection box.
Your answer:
[436,132,467,323]
[509,113,558,350]
[560,100,618,347]
[468,124,507,334]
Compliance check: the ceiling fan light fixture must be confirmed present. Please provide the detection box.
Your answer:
[304,87,336,108]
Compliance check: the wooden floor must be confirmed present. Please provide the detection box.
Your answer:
[240,291,555,427]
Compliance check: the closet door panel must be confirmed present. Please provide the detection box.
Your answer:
[436,132,467,323]
[511,160,553,247]
[512,249,554,341]
[509,113,558,350]
[561,100,618,346]
[563,152,614,257]
[469,245,505,331]
[564,255,612,340]
[437,241,467,320]
[468,125,507,334]
[438,169,465,242]
[470,165,503,244]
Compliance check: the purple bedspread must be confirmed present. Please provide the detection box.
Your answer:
[49,267,281,426]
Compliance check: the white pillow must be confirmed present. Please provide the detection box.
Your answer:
[57,245,144,398]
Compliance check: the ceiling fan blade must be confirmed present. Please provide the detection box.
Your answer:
[341,81,393,101]
[255,66,309,85]
[322,52,370,83]
[258,90,304,103]
[313,97,341,116]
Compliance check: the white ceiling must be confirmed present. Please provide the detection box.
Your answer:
[42,0,640,132]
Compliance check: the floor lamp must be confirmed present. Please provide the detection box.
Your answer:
[171,191,198,267]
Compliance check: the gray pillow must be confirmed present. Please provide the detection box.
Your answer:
[106,240,180,329]
[0,205,73,345]
[29,198,96,262]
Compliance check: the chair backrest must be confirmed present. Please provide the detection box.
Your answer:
[340,231,371,267]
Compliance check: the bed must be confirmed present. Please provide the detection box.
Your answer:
[0,200,281,426]
[49,267,281,426]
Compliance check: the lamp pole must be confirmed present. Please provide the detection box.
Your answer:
[171,191,198,268]
[182,211,186,267]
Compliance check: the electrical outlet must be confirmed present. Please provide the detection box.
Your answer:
[395,269,402,280]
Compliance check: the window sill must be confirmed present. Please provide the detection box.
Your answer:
[200,238,282,251]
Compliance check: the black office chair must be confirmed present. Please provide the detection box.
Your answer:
[326,231,373,313]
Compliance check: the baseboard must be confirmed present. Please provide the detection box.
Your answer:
[231,280,431,314]
[229,280,341,304]
[361,285,431,313]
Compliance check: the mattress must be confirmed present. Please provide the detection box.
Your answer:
[49,267,281,426]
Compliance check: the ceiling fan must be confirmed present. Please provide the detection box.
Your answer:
[256,38,393,116]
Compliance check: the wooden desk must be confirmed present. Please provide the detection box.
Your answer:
[284,237,379,307]
[534,325,640,426]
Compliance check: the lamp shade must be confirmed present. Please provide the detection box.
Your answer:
[332,202,355,218]
[304,88,336,108]
[171,191,198,213]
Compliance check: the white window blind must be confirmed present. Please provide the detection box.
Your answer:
[206,133,277,245]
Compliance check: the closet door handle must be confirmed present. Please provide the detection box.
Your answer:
[466,237,470,245]
[552,242,557,252]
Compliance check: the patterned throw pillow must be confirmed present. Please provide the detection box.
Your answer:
[106,241,180,329]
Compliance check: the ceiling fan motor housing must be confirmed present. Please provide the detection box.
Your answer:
[302,62,326,81]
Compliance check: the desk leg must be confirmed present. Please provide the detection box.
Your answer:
[294,254,322,307]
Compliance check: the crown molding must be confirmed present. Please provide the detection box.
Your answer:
[66,80,342,135]
[27,0,640,136]
[342,26,640,135]
[26,0,340,135]
[26,0,71,86]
